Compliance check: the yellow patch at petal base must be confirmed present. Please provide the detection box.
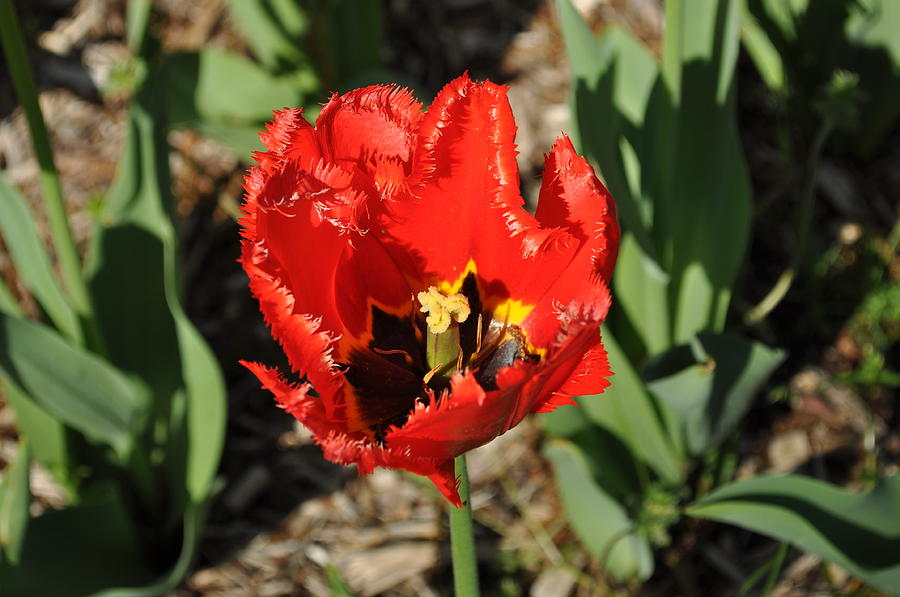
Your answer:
[437,259,534,327]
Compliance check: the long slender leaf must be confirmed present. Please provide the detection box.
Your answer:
[0,174,82,343]
[577,326,684,483]
[87,83,224,511]
[660,0,752,342]
[545,440,654,580]
[0,439,30,564]
[0,278,22,317]
[0,314,146,457]
[1,378,72,495]
[558,2,673,355]
[688,475,900,594]
[173,316,225,502]
[0,0,90,318]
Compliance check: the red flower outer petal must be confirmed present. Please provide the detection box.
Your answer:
[316,85,423,169]
[385,74,570,299]
[242,361,463,505]
[519,136,620,348]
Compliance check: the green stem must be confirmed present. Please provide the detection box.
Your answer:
[747,123,833,324]
[0,0,99,345]
[450,454,480,597]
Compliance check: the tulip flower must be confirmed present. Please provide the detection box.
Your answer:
[240,73,619,506]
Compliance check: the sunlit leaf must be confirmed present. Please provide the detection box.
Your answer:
[225,0,309,70]
[688,474,900,593]
[574,326,684,483]
[645,332,784,455]
[0,439,30,564]
[0,377,72,495]
[661,0,752,343]
[0,174,82,344]
[0,314,146,456]
[545,440,654,580]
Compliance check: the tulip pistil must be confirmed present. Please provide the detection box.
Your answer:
[418,287,470,381]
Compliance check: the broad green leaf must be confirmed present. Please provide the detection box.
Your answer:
[88,89,225,509]
[1,377,72,494]
[688,475,900,594]
[660,0,752,343]
[545,440,653,580]
[0,174,82,344]
[577,326,684,483]
[9,487,155,596]
[160,49,301,146]
[645,332,784,455]
[0,439,30,564]
[87,100,182,400]
[0,314,146,457]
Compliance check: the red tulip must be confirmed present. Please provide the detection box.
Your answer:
[240,73,619,505]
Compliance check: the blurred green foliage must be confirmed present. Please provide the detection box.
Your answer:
[550,0,900,592]
[742,0,900,157]
[0,0,387,594]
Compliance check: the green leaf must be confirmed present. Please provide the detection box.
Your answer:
[1,377,72,495]
[545,440,653,580]
[9,487,155,596]
[556,2,672,354]
[159,49,302,155]
[613,233,671,356]
[87,90,224,508]
[173,313,226,502]
[314,0,383,90]
[660,0,752,343]
[558,2,658,251]
[688,475,900,594]
[0,314,146,457]
[740,0,786,92]
[645,332,784,455]
[0,174,82,344]
[0,439,30,564]
[577,326,684,483]
[326,564,355,597]
[89,501,207,597]
[226,0,309,70]
[0,278,22,317]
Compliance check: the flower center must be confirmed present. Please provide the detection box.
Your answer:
[417,286,470,383]
[342,271,541,442]
[417,286,470,334]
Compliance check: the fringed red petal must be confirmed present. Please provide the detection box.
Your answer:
[240,75,620,506]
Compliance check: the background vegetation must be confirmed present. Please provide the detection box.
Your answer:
[0,0,897,595]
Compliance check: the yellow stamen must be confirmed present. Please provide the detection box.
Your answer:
[417,286,470,334]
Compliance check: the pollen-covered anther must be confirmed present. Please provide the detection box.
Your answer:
[417,286,471,334]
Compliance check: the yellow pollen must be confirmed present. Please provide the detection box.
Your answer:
[417,286,470,334]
